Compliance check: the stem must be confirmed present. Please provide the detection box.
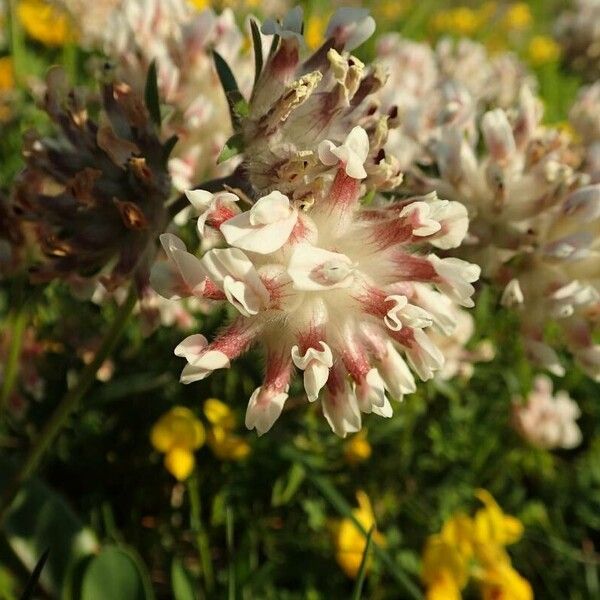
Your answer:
[8,0,26,88]
[187,476,214,593]
[0,288,137,523]
[226,505,235,600]
[281,446,423,599]
[0,304,28,415]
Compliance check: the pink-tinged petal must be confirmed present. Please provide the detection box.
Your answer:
[411,284,458,336]
[318,127,369,179]
[384,295,433,331]
[524,339,565,376]
[355,368,391,416]
[429,255,480,308]
[322,367,362,437]
[377,341,416,400]
[185,189,215,213]
[174,334,208,362]
[291,341,333,401]
[220,192,298,254]
[150,261,185,300]
[501,279,525,308]
[325,8,375,50]
[159,233,186,262]
[398,201,442,237]
[171,248,208,296]
[245,387,288,435]
[288,244,355,291]
[180,351,230,384]
[403,329,445,381]
[481,109,516,163]
[562,185,600,221]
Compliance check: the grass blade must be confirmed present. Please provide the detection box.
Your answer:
[20,548,49,600]
[352,528,373,600]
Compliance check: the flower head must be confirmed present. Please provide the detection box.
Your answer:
[512,375,582,450]
[203,398,251,461]
[13,67,172,292]
[18,0,75,46]
[151,406,205,480]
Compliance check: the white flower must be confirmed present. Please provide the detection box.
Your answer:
[245,387,289,436]
[513,375,583,450]
[318,126,370,179]
[287,244,355,291]
[325,8,376,51]
[261,6,304,42]
[220,191,298,254]
[428,256,481,308]
[291,342,333,402]
[186,190,240,237]
[175,334,230,384]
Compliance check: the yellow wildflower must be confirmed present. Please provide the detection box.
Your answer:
[0,57,14,92]
[18,0,75,47]
[481,562,533,600]
[151,407,205,481]
[305,13,329,51]
[422,534,469,591]
[502,3,533,31]
[375,0,413,21]
[331,491,384,578]
[188,0,209,9]
[344,430,372,466]
[426,569,462,600]
[203,398,251,461]
[473,489,524,549]
[431,7,481,37]
[528,35,561,67]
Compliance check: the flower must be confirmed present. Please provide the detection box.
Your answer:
[0,56,13,91]
[430,7,485,37]
[203,398,251,461]
[151,406,205,480]
[331,490,384,578]
[528,35,561,67]
[305,13,329,50]
[12,67,172,292]
[18,0,75,46]
[152,8,479,436]
[512,375,583,450]
[502,3,533,31]
[344,430,372,465]
[422,491,530,599]
[570,83,600,183]
[555,0,600,81]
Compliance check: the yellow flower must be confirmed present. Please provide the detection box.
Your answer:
[481,562,533,600]
[502,3,533,31]
[0,58,14,92]
[188,0,209,9]
[344,430,372,466]
[151,406,205,480]
[375,0,413,21]
[18,0,75,47]
[426,569,462,600]
[431,7,482,37]
[422,534,470,590]
[208,426,251,461]
[305,13,329,51]
[203,398,236,430]
[440,513,474,562]
[473,490,524,549]
[331,491,384,579]
[528,35,561,67]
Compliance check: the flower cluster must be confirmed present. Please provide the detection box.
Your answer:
[570,82,600,184]
[330,490,384,579]
[12,67,172,292]
[555,0,600,81]
[422,490,531,600]
[152,8,480,436]
[62,0,252,191]
[512,375,582,450]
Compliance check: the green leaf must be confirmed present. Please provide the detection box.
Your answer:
[213,51,245,130]
[271,463,306,507]
[217,133,245,164]
[1,472,98,596]
[144,61,162,128]
[80,546,154,600]
[171,558,195,600]
[162,135,180,164]
[250,19,263,91]
[351,529,373,600]
[21,548,49,600]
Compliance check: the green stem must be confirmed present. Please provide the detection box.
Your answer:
[0,304,28,415]
[226,505,235,600]
[281,446,423,599]
[187,476,214,593]
[0,288,137,523]
[8,0,26,88]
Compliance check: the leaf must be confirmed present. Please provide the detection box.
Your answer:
[1,471,98,596]
[250,19,263,91]
[21,548,49,600]
[351,528,373,600]
[213,51,245,130]
[171,558,195,600]
[217,133,245,164]
[80,546,154,600]
[162,135,180,164]
[271,463,305,507]
[144,61,162,128]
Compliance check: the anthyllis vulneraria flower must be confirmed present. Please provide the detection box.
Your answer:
[422,490,531,600]
[13,67,172,292]
[512,375,582,450]
[151,406,205,481]
[151,7,480,436]
[555,0,600,82]
[330,490,384,579]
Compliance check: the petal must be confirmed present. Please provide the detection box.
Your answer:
[174,334,209,362]
[304,362,330,401]
[185,189,215,213]
[245,387,288,435]
[322,385,362,438]
[180,350,230,384]
[249,191,292,225]
[288,244,354,291]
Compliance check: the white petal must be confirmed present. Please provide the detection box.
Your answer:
[245,387,288,436]
[288,244,354,291]
[322,385,361,437]
[304,362,330,402]
[185,189,215,213]
[291,342,333,370]
[159,233,186,262]
[249,191,292,225]
[356,368,388,413]
[174,334,209,362]
[180,350,230,384]
[378,342,416,400]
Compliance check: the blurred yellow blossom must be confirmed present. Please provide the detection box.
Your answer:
[528,35,561,66]
[431,6,488,37]
[502,3,533,31]
[422,490,530,599]
[18,0,75,46]
[344,430,372,465]
[151,406,205,480]
[203,398,250,461]
[374,0,413,21]
[188,0,209,9]
[0,57,14,91]
[331,490,385,578]
[305,13,329,51]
